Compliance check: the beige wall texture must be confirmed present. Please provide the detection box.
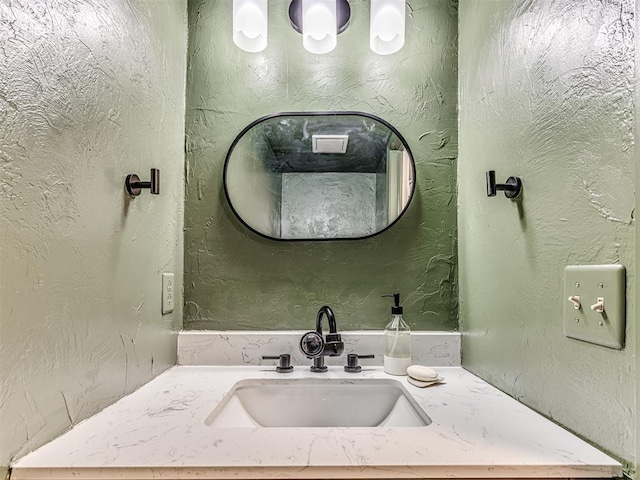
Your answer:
[458,0,636,471]
[0,0,187,473]
[184,0,459,331]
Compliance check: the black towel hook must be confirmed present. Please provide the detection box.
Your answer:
[486,170,522,200]
[125,168,160,197]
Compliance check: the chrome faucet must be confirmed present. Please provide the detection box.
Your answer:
[299,306,345,372]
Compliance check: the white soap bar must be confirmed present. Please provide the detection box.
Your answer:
[407,376,444,388]
[407,365,438,382]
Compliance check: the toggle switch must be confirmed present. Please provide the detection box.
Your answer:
[568,295,581,310]
[590,297,604,313]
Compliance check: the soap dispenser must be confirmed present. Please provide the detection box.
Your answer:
[382,293,411,375]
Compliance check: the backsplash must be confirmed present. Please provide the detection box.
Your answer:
[178,331,461,367]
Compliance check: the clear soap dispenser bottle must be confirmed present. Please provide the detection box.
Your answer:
[382,293,411,375]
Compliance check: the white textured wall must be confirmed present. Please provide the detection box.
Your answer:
[0,0,187,472]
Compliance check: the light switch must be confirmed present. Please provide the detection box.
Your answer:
[162,273,175,315]
[563,265,625,349]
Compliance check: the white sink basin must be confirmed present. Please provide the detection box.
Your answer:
[205,378,431,428]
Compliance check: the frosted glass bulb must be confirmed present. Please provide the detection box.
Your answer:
[370,0,405,55]
[302,0,337,54]
[233,0,268,53]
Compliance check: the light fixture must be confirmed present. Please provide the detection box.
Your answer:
[233,0,268,53]
[288,0,351,55]
[370,0,405,55]
[233,1,407,55]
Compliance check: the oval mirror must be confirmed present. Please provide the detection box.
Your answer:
[223,112,415,241]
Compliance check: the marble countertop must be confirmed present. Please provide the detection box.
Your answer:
[12,366,622,479]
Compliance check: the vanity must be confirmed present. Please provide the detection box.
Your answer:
[11,332,622,480]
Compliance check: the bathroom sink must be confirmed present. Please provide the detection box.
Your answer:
[205,378,431,428]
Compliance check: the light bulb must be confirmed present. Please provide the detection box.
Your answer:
[370,0,405,55]
[302,0,337,54]
[233,0,268,53]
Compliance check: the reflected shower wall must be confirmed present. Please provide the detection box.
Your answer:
[281,173,377,239]
[229,127,282,238]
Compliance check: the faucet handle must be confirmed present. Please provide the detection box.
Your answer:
[344,354,375,373]
[261,354,294,373]
[300,331,324,358]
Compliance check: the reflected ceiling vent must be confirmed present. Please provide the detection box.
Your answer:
[312,134,349,154]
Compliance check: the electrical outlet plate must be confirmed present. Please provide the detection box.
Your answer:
[162,273,175,315]
[563,265,625,349]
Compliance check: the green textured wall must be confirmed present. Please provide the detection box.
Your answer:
[636,1,640,475]
[458,0,635,469]
[185,0,458,330]
[0,0,187,471]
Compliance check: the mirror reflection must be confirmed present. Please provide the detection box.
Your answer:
[224,112,415,240]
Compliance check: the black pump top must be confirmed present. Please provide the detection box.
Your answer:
[382,293,403,315]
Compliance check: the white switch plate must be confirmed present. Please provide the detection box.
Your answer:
[162,273,175,315]
[563,265,625,349]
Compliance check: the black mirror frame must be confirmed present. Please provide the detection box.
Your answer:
[223,111,417,242]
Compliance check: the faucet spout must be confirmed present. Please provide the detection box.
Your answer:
[315,305,337,335]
